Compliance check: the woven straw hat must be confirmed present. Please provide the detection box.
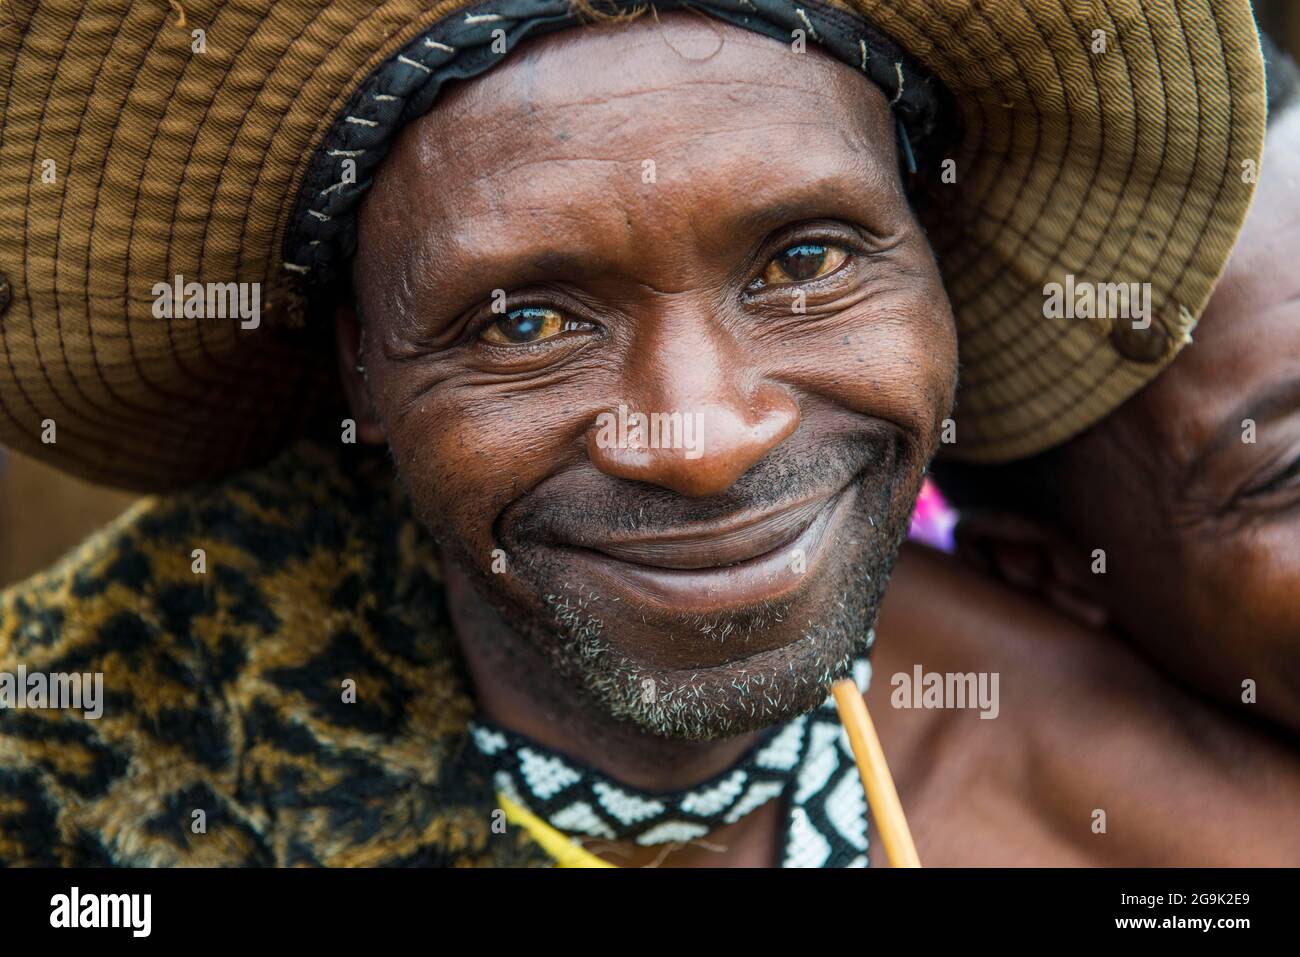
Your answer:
[0,0,1266,489]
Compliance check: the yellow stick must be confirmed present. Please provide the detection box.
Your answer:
[831,678,921,868]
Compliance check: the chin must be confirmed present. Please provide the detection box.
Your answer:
[505,481,911,740]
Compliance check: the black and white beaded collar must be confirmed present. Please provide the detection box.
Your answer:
[469,657,873,868]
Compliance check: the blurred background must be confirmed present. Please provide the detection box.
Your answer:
[1257,1,1300,56]
[1,1,1296,589]
[0,452,137,587]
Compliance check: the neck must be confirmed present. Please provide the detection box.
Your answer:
[444,562,788,866]
[444,562,765,792]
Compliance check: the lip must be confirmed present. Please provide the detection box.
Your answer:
[581,494,837,570]
[552,482,859,616]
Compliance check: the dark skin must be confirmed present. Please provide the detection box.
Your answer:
[869,544,1300,865]
[868,108,1300,865]
[336,15,957,866]
[955,106,1300,738]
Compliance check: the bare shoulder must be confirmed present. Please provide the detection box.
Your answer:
[872,543,1153,726]
[866,543,1300,865]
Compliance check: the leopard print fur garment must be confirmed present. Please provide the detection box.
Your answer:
[0,440,552,867]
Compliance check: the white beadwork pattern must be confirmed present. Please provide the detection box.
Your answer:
[470,651,874,868]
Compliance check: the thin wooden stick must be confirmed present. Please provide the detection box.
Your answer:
[831,678,921,868]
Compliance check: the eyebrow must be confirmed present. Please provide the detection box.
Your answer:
[724,171,901,241]
[411,188,882,312]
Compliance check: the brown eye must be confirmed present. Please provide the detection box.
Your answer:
[480,307,568,345]
[761,243,848,286]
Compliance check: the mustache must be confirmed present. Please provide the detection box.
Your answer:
[501,426,903,546]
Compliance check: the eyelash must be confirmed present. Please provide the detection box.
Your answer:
[1243,453,1300,499]
[747,233,859,293]
[468,301,593,349]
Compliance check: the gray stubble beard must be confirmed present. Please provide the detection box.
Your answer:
[516,480,913,741]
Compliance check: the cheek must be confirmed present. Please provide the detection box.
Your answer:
[772,282,957,440]
[1186,521,1300,645]
[1112,517,1300,674]
[375,373,598,553]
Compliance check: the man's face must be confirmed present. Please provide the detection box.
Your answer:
[1053,106,1300,732]
[342,14,957,739]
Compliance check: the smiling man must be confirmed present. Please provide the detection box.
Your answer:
[0,0,1265,868]
[328,15,955,866]
[339,15,954,746]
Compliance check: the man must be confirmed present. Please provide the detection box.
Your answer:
[867,34,1300,866]
[0,0,1264,866]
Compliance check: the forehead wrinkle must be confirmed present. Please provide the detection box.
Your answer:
[431,119,882,214]
[415,80,884,185]
[411,12,890,171]
[387,24,896,236]
[410,204,635,285]
[437,13,858,119]
[398,143,900,296]
[365,14,903,320]
[405,89,898,237]
[379,132,908,324]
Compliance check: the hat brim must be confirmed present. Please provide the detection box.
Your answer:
[0,0,1266,488]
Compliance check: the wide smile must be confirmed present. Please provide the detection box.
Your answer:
[550,481,861,616]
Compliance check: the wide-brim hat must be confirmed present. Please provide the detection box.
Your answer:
[0,0,1266,489]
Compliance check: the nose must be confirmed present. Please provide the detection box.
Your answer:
[587,315,800,498]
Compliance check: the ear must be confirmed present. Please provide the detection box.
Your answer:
[952,508,1110,629]
[334,300,386,446]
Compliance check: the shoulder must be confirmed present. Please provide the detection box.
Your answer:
[870,542,1300,865]
[0,441,538,866]
[0,481,283,865]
